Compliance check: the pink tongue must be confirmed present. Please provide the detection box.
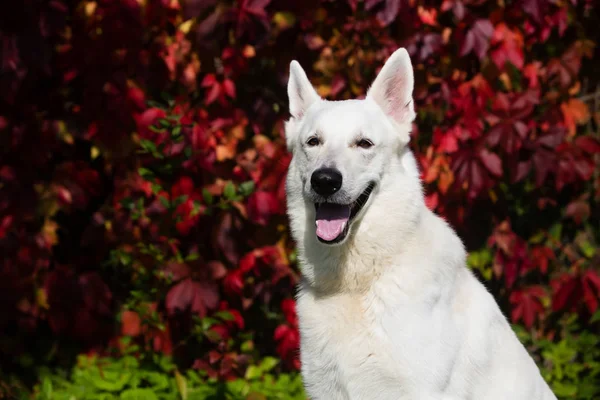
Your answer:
[315,203,351,242]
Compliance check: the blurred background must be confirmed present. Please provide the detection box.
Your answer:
[0,0,599,398]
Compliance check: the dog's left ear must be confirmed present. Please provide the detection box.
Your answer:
[367,48,416,128]
[288,60,321,119]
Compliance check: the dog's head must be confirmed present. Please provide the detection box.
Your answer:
[285,48,418,246]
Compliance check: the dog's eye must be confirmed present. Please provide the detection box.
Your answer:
[306,137,320,147]
[356,139,374,149]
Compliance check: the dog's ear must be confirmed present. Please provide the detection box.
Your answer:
[288,60,320,119]
[367,48,415,126]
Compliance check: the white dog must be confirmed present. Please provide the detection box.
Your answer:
[284,48,557,400]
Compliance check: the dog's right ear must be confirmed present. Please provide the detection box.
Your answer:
[288,60,320,119]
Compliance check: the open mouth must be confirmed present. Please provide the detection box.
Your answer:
[314,182,376,244]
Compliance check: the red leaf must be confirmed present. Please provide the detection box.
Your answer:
[575,136,600,154]
[45,269,113,340]
[433,127,459,153]
[408,33,443,61]
[222,79,236,99]
[425,192,439,211]
[0,215,14,240]
[552,275,580,312]
[232,0,272,38]
[485,92,537,154]
[239,252,256,273]
[330,75,347,98]
[247,190,280,226]
[490,23,524,69]
[223,271,244,296]
[164,262,191,281]
[274,324,300,369]
[583,280,599,314]
[530,246,555,274]
[451,150,494,200]
[201,74,217,87]
[281,299,298,326]
[171,176,196,198]
[346,0,360,11]
[536,127,566,148]
[208,350,222,364]
[135,108,168,141]
[513,161,531,183]
[365,0,405,26]
[166,278,219,317]
[205,84,221,105]
[121,310,142,337]
[547,43,583,88]
[174,198,201,236]
[127,87,146,110]
[479,149,502,177]
[460,19,494,60]
[509,286,545,328]
[584,270,600,290]
[582,271,600,314]
[521,0,550,24]
[565,200,590,224]
[531,147,557,187]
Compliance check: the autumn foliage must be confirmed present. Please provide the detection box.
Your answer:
[1,0,600,396]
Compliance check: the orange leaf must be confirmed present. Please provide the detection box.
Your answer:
[561,99,590,137]
[121,310,142,337]
[216,140,238,161]
[438,169,454,194]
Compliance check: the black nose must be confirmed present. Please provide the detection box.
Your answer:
[311,168,343,197]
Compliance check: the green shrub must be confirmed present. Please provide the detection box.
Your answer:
[32,353,306,400]
[515,314,600,400]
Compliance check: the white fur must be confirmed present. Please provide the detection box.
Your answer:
[284,48,557,400]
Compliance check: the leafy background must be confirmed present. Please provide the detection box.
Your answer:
[1,0,600,398]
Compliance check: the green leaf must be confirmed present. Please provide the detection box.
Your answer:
[147,100,165,109]
[238,181,255,197]
[201,317,218,331]
[175,370,187,400]
[185,252,200,262]
[259,357,279,373]
[140,139,156,153]
[138,168,154,180]
[120,197,135,210]
[172,125,182,137]
[89,369,131,392]
[41,377,53,399]
[223,182,236,200]
[578,240,596,259]
[549,223,562,241]
[159,196,170,209]
[214,311,235,322]
[245,366,262,380]
[202,189,213,205]
[148,124,165,133]
[240,340,254,353]
[172,195,188,208]
[552,381,578,397]
[529,231,546,244]
[203,330,222,342]
[591,311,600,324]
[151,183,162,194]
[120,388,159,400]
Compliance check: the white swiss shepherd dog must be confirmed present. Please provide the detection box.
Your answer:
[284,48,557,400]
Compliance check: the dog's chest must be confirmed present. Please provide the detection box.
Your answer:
[296,290,405,399]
